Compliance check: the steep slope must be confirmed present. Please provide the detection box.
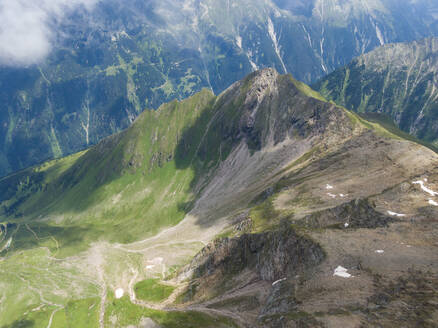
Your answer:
[1,69,438,327]
[0,68,351,252]
[315,37,438,145]
[2,0,438,177]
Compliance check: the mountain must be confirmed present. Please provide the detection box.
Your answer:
[2,0,438,177]
[1,69,438,327]
[315,37,438,146]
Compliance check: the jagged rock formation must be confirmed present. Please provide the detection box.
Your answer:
[179,224,324,301]
[298,198,395,229]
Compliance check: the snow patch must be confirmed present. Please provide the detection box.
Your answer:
[375,250,384,254]
[301,24,312,48]
[149,257,164,265]
[387,211,406,217]
[248,59,258,71]
[344,222,349,228]
[235,36,242,49]
[429,199,438,206]
[115,288,124,299]
[413,180,438,196]
[327,193,337,198]
[326,184,334,190]
[375,25,385,45]
[267,17,287,73]
[272,278,286,286]
[333,266,352,278]
[339,194,346,198]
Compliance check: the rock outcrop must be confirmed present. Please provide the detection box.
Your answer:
[298,199,394,229]
[179,224,325,302]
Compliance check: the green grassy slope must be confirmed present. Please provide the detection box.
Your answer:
[0,69,433,327]
[1,69,430,257]
[0,88,217,256]
[134,279,175,303]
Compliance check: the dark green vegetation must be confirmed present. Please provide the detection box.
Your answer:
[2,0,438,177]
[0,88,217,256]
[315,37,438,145]
[134,279,175,303]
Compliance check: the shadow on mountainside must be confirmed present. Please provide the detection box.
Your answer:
[1,319,34,328]
[173,69,341,228]
[173,74,253,227]
[1,221,101,258]
[1,69,338,249]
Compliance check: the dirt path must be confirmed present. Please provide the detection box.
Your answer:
[47,306,63,328]
[85,245,108,328]
[25,224,40,241]
[98,284,107,328]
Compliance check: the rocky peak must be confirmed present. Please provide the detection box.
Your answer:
[234,69,352,151]
[243,68,279,115]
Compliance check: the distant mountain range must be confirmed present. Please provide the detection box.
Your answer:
[2,0,438,177]
[316,37,438,146]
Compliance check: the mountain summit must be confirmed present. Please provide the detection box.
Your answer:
[1,69,438,327]
[2,0,438,178]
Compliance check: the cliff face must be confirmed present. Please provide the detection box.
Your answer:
[180,224,325,295]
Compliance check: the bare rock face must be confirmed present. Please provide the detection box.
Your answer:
[179,224,325,302]
[257,278,325,328]
[259,279,297,317]
[214,68,353,153]
[298,198,395,229]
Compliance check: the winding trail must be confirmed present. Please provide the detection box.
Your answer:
[47,307,63,328]
[125,266,247,327]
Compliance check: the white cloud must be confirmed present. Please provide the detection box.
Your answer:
[0,0,97,66]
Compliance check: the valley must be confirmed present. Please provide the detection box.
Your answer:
[0,69,437,327]
[2,0,438,178]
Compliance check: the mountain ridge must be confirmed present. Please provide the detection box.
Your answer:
[1,69,438,327]
[315,36,438,145]
[2,0,438,177]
